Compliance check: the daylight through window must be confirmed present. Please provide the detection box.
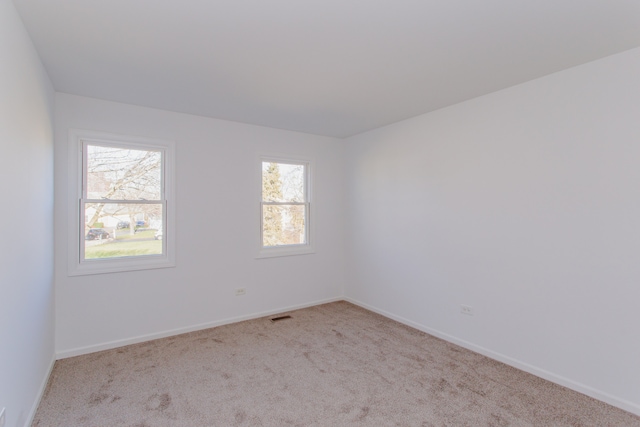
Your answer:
[261,160,309,248]
[82,142,165,261]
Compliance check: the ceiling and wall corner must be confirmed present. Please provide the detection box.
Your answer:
[12,0,640,138]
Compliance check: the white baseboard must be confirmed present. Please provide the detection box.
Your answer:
[53,296,640,417]
[56,296,343,359]
[24,354,56,427]
[344,297,640,417]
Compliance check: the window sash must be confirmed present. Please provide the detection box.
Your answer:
[261,201,306,206]
[259,159,312,254]
[81,141,167,261]
[260,202,309,247]
[79,200,166,262]
[81,140,166,201]
[82,199,164,204]
[68,129,175,275]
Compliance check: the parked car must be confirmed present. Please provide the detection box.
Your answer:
[117,221,130,229]
[86,228,110,240]
[135,220,146,227]
[155,229,163,240]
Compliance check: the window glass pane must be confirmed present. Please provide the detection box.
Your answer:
[84,202,163,259]
[262,204,306,246]
[87,145,162,200]
[262,162,304,203]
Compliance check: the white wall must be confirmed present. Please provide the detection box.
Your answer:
[344,48,640,415]
[0,1,55,426]
[54,94,346,356]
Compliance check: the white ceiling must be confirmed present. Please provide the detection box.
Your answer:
[13,0,640,138]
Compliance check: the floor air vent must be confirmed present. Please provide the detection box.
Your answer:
[270,315,292,323]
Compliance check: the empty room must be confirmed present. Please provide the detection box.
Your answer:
[2,0,640,425]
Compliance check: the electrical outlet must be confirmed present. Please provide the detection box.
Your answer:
[0,407,6,427]
[235,288,246,296]
[460,305,474,316]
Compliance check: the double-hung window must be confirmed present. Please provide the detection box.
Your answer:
[259,158,313,257]
[69,130,175,275]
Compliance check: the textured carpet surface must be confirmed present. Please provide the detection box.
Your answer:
[33,301,640,426]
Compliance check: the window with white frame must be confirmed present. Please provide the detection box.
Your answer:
[259,158,313,257]
[68,130,175,275]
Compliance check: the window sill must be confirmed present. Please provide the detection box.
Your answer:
[68,256,175,276]
[256,245,315,259]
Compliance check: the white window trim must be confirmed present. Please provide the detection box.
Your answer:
[67,129,176,276]
[256,154,315,259]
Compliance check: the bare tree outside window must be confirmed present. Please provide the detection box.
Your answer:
[83,144,164,260]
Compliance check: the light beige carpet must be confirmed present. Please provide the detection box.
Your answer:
[33,301,640,426]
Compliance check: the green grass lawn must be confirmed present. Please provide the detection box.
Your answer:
[113,229,156,240]
[85,239,162,259]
